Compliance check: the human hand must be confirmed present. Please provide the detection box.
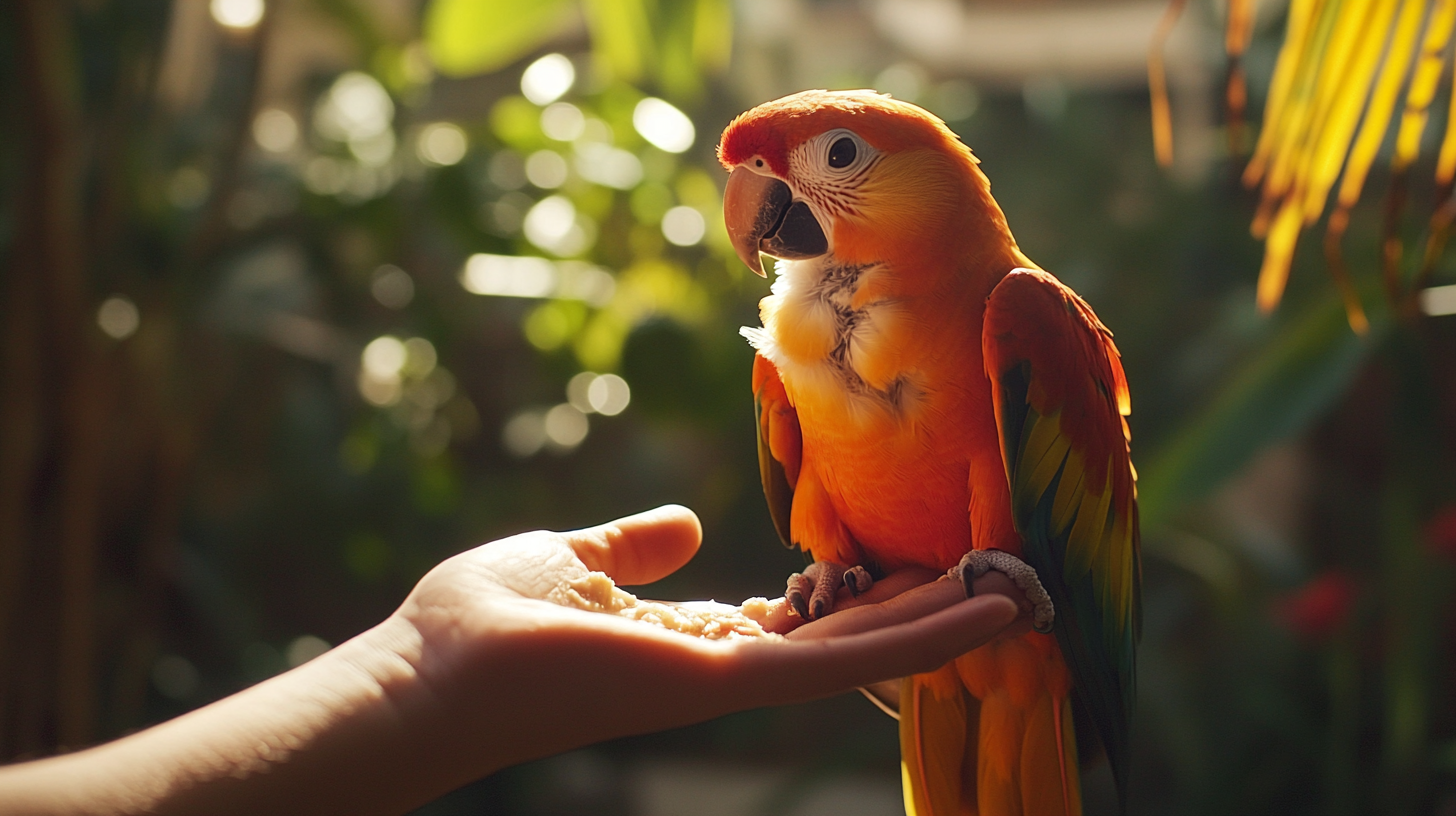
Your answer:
[384,504,1020,783]
[0,505,1019,816]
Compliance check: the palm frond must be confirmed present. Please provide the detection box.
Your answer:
[1154,0,1456,332]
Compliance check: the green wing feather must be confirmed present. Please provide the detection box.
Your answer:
[983,269,1142,808]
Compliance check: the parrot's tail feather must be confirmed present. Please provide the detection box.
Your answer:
[900,668,978,816]
[1054,696,1073,816]
[1006,690,1084,816]
[901,662,1083,816]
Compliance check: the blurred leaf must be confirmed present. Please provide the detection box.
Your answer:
[691,0,732,75]
[424,0,575,78]
[582,0,653,83]
[312,0,387,55]
[490,95,544,149]
[525,300,588,351]
[1140,290,1386,529]
[656,0,701,99]
[575,309,630,371]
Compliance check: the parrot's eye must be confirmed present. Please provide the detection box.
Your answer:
[808,129,873,179]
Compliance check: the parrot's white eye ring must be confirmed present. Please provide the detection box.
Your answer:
[810,129,874,179]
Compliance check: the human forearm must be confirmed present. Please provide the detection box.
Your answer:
[0,616,450,816]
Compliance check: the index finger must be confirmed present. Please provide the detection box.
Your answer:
[726,593,1019,707]
[786,577,971,640]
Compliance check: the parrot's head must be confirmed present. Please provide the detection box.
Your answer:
[717,89,996,276]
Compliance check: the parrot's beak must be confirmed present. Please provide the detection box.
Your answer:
[723,166,828,277]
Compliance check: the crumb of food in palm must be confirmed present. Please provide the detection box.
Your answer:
[549,571,781,640]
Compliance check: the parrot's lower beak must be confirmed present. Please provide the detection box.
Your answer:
[723,166,828,276]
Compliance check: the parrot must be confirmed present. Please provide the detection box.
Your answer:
[717,89,1140,816]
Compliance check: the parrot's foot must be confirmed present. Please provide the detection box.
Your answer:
[950,550,1056,633]
[785,562,874,620]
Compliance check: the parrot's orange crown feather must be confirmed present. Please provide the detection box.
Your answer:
[717,89,976,176]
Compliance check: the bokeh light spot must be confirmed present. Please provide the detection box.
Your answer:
[503,410,547,457]
[488,151,527,190]
[253,108,298,152]
[587,373,630,416]
[874,62,928,102]
[525,150,569,188]
[461,254,556,297]
[1023,76,1069,121]
[567,371,598,413]
[554,261,616,307]
[211,0,263,29]
[541,102,585,142]
[286,635,331,667]
[661,206,706,246]
[315,72,394,158]
[403,337,437,378]
[524,195,593,256]
[363,336,407,380]
[931,80,981,122]
[574,143,642,190]
[370,264,414,309]
[1421,284,1456,316]
[521,53,575,106]
[544,403,589,449]
[633,98,695,153]
[349,130,396,167]
[417,122,467,166]
[97,295,140,340]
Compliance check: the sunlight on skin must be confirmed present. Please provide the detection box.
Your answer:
[0,506,1022,816]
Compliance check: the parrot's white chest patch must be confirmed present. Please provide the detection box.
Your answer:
[741,255,918,418]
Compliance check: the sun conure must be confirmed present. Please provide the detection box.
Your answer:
[718,90,1140,816]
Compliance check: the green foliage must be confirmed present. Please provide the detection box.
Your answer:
[3,2,1453,814]
[1139,288,1385,530]
[424,0,576,77]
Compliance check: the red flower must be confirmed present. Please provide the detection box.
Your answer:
[1424,506,1456,562]
[1274,571,1358,642]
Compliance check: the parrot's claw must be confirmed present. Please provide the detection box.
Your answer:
[951,549,1056,633]
[844,565,873,597]
[785,561,871,620]
[785,572,813,620]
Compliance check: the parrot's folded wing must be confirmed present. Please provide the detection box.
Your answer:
[752,353,802,550]
[982,268,1141,808]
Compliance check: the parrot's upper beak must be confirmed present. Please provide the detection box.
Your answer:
[723,166,828,276]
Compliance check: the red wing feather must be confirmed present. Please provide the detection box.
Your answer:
[982,268,1140,808]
